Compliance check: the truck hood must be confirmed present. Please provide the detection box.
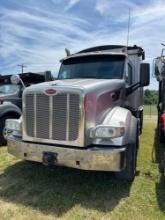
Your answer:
[25,78,125,94]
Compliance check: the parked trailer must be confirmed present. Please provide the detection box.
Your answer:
[0,71,53,145]
[6,45,150,181]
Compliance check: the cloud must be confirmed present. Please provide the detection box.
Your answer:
[64,0,80,11]
[0,3,91,75]
[0,0,165,89]
[95,0,138,17]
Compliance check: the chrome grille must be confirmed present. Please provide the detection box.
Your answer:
[24,92,80,142]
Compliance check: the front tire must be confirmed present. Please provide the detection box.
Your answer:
[115,134,138,182]
[139,110,143,135]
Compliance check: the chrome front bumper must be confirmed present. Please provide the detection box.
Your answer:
[7,136,126,171]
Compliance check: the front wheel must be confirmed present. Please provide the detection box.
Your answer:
[139,110,143,135]
[115,134,139,182]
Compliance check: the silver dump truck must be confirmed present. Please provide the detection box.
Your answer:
[6,45,150,181]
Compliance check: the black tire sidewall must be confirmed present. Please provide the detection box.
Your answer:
[158,118,165,143]
[0,116,9,146]
[116,132,138,182]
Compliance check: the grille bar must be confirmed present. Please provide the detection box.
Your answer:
[66,94,70,141]
[52,94,67,140]
[69,94,80,141]
[36,94,49,139]
[25,94,34,137]
[34,94,37,137]
[49,96,53,139]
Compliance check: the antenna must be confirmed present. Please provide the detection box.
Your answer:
[126,8,131,49]
[65,48,71,57]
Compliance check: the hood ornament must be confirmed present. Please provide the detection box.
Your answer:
[45,88,57,95]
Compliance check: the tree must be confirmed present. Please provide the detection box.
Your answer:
[144,89,158,105]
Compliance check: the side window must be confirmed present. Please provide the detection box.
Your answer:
[126,63,133,85]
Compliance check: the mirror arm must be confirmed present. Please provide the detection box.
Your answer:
[19,78,26,88]
[126,82,140,96]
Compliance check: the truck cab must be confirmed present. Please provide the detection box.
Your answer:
[0,71,53,145]
[6,45,150,181]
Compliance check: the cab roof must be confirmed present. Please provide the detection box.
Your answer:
[62,45,145,61]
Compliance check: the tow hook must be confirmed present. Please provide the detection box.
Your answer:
[42,152,58,166]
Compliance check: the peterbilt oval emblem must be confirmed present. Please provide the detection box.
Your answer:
[45,88,56,95]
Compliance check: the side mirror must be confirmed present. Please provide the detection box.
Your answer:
[10,74,20,85]
[10,74,25,88]
[140,63,150,87]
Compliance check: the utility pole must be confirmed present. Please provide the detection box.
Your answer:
[17,64,26,74]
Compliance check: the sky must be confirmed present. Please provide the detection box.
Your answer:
[0,0,165,89]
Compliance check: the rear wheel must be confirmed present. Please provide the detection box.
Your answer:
[115,132,139,182]
[0,116,9,146]
[157,113,165,143]
[158,122,165,143]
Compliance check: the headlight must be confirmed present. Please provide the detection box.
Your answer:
[91,126,125,139]
[5,119,21,131]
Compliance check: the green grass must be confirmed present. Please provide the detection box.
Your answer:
[144,105,157,116]
[0,120,164,220]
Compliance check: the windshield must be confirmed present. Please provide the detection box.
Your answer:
[58,55,125,79]
[0,84,19,95]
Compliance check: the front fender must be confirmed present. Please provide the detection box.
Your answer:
[0,102,21,118]
[92,107,138,146]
